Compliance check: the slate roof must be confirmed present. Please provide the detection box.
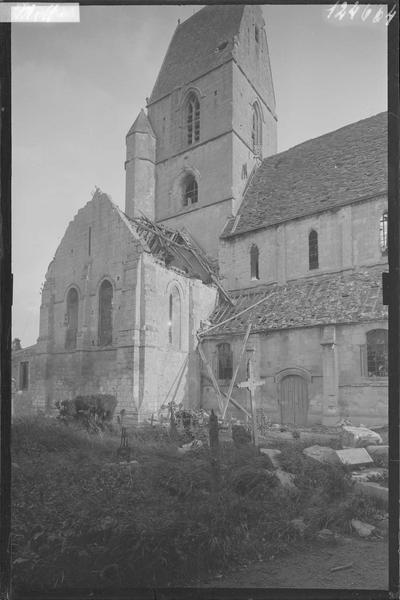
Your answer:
[222,112,387,238]
[127,108,155,137]
[149,5,245,103]
[202,267,387,336]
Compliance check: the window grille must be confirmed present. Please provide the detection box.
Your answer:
[217,343,233,380]
[364,329,388,377]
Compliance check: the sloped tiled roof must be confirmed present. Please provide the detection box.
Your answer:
[223,112,387,238]
[149,5,245,103]
[202,267,387,336]
[127,108,155,137]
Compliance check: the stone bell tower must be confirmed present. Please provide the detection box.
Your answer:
[145,4,277,259]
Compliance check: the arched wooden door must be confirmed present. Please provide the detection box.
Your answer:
[279,375,309,426]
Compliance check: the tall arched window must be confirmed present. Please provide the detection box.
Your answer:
[98,280,113,346]
[65,287,79,350]
[182,173,198,207]
[380,211,388,254]
[217,343,233,380]
[309,230,319,270]
[365,329,388,377]
[251,102,262,154]
[168,286,181,349]
[250,244,260,280]
[186,93,200,145]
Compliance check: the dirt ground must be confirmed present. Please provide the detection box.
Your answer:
[201,537,388,589]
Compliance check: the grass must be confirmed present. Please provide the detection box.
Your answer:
[12,417,385,590]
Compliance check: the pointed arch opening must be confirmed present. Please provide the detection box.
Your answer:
[308,229,319,270]
[65,287,79,350]
[98,279,113,346]
[182,172,198,207]
[250,244,260,280]
[168,286,182,349]
[186,92,200,145]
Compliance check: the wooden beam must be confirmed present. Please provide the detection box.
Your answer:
[222,322,252,419]
[197,339,224,414]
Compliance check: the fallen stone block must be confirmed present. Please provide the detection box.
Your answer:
[316,528,335,542]
[351,519,376,538]
[177,439,203,454]
[335,447,373,467]
[259,448,282,468]
[290,517,307,536]
[275,469,297,491]
[354,481,388,505]
[341,426,383,448]
[366,445,388,463]
[303,445,340,465]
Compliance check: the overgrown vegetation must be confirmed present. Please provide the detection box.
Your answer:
[12,417,385,590]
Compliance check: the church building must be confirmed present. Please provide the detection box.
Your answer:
[12,5,388,426]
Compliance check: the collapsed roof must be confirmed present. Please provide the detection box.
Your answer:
[128,213,234,306]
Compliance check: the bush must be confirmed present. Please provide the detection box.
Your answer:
[56,394,117,432]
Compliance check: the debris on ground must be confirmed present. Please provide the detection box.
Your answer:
[353,481,388,504]
[275,469,297,491]
[351,519,376,538]
[350,468,387,483]
[259,448,282,468]
[341,426,383,448]
[303,445,340,465]
[177,439,204,454]
[335,447,373,467]
[365,445,388,463]
[290,518,307,537]
[316,528,335,542]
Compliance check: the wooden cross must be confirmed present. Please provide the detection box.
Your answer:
[237,360,264,445]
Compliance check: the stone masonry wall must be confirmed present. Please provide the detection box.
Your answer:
[201,321,387,426]
[139,255,217,420]
[30,193,143,416]
[219,195,388,290]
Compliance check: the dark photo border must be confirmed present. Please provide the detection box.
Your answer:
[1,1,399,598]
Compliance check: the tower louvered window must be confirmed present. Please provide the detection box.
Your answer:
[187,93,200,145]
[251,102,262,155]
[309,230,319,270]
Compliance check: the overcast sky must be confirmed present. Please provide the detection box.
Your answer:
[11,4,387,347]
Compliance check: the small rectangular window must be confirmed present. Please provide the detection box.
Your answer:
[19,361,29,390]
